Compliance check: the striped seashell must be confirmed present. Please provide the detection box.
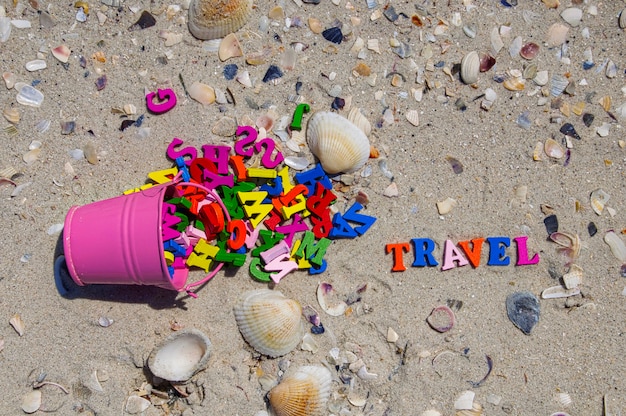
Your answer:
[268,365,332,416]
[234,289,304,357]
[188,0,253,41]
[460,51,479,84]
[147,329,212,382]
[306,111,370,175]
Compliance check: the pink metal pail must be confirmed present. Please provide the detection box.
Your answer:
[62,182,228,293]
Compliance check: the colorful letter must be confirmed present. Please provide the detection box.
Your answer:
[441,239,470,271]
[486,237,511,266]
[385,242,411,272]
[410,238,439,267]
[457,238,485,268]
[513,236,540,266]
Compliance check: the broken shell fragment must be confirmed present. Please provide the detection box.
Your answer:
[544,138,564,159]
[317,282,348,316]
[546,23,569,47]
[218,33,243,61]
[147,329,212,382]
[460,51,479,84]
[51,44,71,63]
[188,0,253,40]
[503,76,525,91]
[3,107,19,124]
[590,188,610,215]
[306,111,370,174]
[436,197,457,215]
[560,7,583,27]
[519,42,539,60]
[9,313,24,336]
[620,8,626,29]
[563,264,583,289]
[506,291,540,335]
[268,366,332,416]
[405,109,420,127]
[234,289,304,357]
[541,285,580,299]
[426,305,455,333]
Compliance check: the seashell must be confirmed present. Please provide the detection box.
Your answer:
[23,148,41,165]
[522,63,537,80]
[532,70,548,86]
[188,0,253,40]
[234,289,304,357]
[556,392,573,407]
[317,282,348,316]
[188,81,216,104]
[3,107,19,124]
[542,0,559,8]
[455,391,475,410]
[456,402,483,416]
[147,329,212,382]
[590,188,610,215]
[505,291,540,335]
[546,23,569,47]
[509,36,522,58]
[436,197,457,215]
[10,313,24,336]
[620,8,626,29]
[268,365,332,416]
[306,111,370,174]
[262,65,283,83]
[322,27,343,44]
[308,17,323,34]
[218,33,243,61]
[460,51,479,84]
[541,285,580,299]
[25,59,46,72]
[561,7,583,27]
[503,76,525,91]
[125,395,151,414]
[490,27,503,55]
[51,44,71,63]
[479,54,496,73]
[21,390,41,414]
[367,38,380,54]
[83,141,98,165]
[550,74,568,97]
[463,25,476,38]
[236,70,252,88]
[3,71,16,89]
[544,138,564,159]
[604,231,626,263]
[405,109,420,127]
[223,63,238,80]
[426,305,455,333]
[606,60,617,79]
[520,42,539,60]
[347,107,371,136]
[563,264,583,289]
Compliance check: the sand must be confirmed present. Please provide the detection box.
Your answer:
[1,0,626,415]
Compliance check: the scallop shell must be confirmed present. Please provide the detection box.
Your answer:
[188,0,253,40]
[147,329,212,382]
[306,111,370,174]
[218,33,243,61]
[268,365,332,416]
[233,289,304,357]
[347,107,371,136]
[460,51,479,84]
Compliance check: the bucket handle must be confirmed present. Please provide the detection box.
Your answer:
[172,179,232,297]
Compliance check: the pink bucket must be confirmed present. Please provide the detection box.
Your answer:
[62,182,228,293]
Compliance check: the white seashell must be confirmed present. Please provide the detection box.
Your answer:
[11,19,31,29]
[604,231,626,262]
[620,8,626,29]
[218,33,243,61]
[455,391,475,410]
[509,36,522,58]
[236,70,252,88]
[556,392,573,407]
[10,313,24,336]
[405,109,420,126]
[234,289,304,357]
[436,197,457,215]
[367,38,380,54]
[541,285,580,299]
[550,74,568,97]
[125,395,151,414]
[546,23,569,47]
[25,59,47,72]
[563,264,583,289]
[533,70,549,86]
[347,107,371,136]
[421,411,442,416]
[202,38,221,52]
[268,366,332,416]
[317,282,348,316]
[21,390,41,414]
[544,138,564,159]
[188,0,253,40]
[306,111,370,175]
[460,51,479,84]
[16,85,44,107]
[590,188,610,215]
[3,107,19,123]
[490,27,503,55]
[188,81,216,105]
[147,329,212,382]
[356,365,378,380]
[561,7,583,27]
[23,148,41,165]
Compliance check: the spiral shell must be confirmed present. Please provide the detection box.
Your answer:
[306,111,370,174]
[234,289,304,357]
[188,0,253,41]
[268,365,332,416]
